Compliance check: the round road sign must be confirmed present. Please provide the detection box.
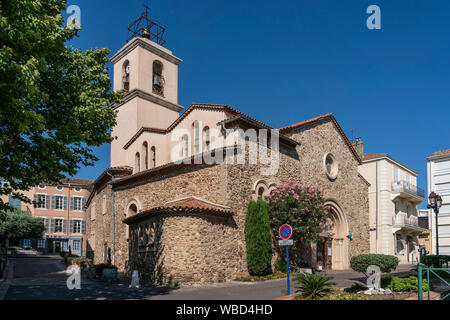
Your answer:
[279,224,292,240]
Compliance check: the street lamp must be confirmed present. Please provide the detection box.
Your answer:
[427,192,443,255]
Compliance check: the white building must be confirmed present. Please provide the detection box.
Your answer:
[427,149,450,255]
[359,152,426,264]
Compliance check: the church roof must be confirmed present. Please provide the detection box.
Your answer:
[122,196,233,224]
[122,103,299,150]
[362,153,385,160]
[279,113,362,164]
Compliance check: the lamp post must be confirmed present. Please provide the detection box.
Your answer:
[427,192,443,255]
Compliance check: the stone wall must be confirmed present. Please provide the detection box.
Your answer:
[112,162,241,273]
[86,185,113,265]
[127,211,239,286]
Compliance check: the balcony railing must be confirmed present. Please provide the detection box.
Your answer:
[394,214,419,227]
[392,180,425,199]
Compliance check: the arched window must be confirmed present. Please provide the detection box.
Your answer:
[253,180,269,201]
[142,142,148,170]
[192,121,200,154]
[257,187,265,200]
[123,60,130,92]
[182,134,189,158]
[203,126,210,152]
[151,146,156,168]
[152,61,164,95]
[126,203,138,240]
[135,152,140,173]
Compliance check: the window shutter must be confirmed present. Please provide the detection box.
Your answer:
[81,220,86,234]
[63,219,67,233]
[64,196,67,210]
[44,218,49,233]
[70,220,74,234]
[45,195,50,209]
[51,195,56,209]
[33,194,38,208]
[51,218,55,233]
[70,197,74,210]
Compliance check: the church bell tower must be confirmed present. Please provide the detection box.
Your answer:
[109,6,183,168]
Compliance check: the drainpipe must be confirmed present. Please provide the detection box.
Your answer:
[105,170,115,265]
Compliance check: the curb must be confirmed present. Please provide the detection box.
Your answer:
[0,260,14,300]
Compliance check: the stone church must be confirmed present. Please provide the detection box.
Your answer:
[86,11,370,286]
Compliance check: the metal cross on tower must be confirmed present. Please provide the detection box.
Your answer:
[126,4,167,47]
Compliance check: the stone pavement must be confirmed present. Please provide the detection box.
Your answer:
[1,257,418,300]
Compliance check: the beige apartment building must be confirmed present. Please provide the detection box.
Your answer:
[358,150,427,264]
[3,179,92,256]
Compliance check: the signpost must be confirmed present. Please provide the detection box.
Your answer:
[278,224,293,295]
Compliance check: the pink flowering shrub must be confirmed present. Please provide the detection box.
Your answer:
[266,181,330,244]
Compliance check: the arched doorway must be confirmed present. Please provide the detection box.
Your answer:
[317,201,349,270]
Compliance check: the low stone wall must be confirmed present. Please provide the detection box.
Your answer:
[127,210,242,286]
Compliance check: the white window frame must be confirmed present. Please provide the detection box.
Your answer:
[55,195,64,210]
[36,194,47,209]
[37,239,45,249]
[72,219,82,234]
[55,219,64,233]
[73,240,81,250]
[23,239,32,249]
[73,196,83,211]
[393,166,399,183]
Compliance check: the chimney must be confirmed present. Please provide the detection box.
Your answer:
[352,139,364,159]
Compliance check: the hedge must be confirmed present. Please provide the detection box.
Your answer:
[350,254,399,275]
[245,200,272,276]
[421,255,450,268]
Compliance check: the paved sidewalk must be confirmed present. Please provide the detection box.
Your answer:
[2,257,418,300]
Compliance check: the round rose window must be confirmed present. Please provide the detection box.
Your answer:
[324,153,339,180]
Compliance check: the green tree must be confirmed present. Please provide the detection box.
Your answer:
[0,0,123,210]
[0,209,45,240]
[245,200,272,276]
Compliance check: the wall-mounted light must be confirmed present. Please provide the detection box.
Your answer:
[347,232,353,240]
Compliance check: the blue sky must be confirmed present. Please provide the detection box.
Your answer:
[66,0,450,208]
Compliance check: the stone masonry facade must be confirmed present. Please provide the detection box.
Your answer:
[86,117,370,286]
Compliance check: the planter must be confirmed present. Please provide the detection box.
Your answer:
[102,268,118,282]
[298,268,313,274]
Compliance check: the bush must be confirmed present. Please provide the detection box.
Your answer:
[294,272,336,300]
[421,255,450,268]
[245,200,272,276]
[73,257,92,270]
[350,254,399,276]
[382,276,429,292]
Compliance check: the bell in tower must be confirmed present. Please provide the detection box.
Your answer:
[126,4,167,47]
[109,5,183,168]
